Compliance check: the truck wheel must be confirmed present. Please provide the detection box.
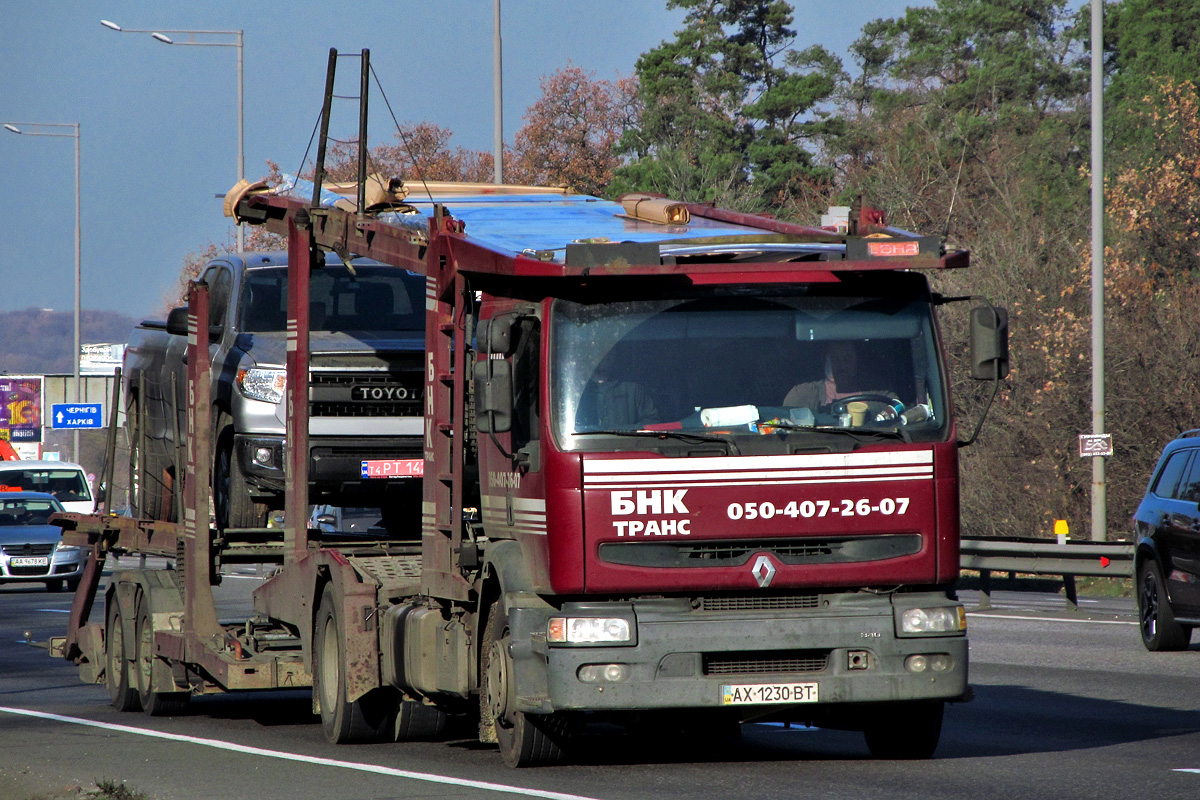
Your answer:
[481,606,568,767]
[393,698,448,741]
[1138,560,1191,651]
[135,600,189,716]
[213,414,268,530]
[106,599,141,712]
[313,585,393,743]
[863,701,943,759]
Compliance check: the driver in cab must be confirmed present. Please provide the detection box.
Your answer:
[783,340,895,411]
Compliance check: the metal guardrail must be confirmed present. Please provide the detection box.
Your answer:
[960,537,1136,610]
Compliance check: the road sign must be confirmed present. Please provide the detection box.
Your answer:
[1078,433,1113,458]
[51,403,104,429]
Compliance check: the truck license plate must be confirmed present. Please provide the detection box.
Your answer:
[10,556,49,568]
[722,682,818,705]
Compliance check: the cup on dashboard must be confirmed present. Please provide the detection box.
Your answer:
[847,401,869,426]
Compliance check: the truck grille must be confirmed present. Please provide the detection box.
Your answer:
[310,370,423,418]
[703,649,829,676]
[599,534,922,568]
[699,594,820,612]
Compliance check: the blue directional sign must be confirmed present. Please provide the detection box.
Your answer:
[51,403,104,429]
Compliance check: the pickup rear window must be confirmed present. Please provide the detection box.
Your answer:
[239,265,425,333]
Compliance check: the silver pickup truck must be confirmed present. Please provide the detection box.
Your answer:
[123,252,426,529]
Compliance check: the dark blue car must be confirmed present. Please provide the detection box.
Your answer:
[0,491,86,592]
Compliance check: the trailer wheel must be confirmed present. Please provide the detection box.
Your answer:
[393,698,448,742]
[135,601,189,716]
[481,606,567,767]
[863,701,943,759]
[213,414,268,531]
[106,599,140,712]
[314,585,393,743]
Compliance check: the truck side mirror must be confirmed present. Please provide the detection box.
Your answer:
[477,316,513,356]
[166,307,189,336]
[969,306,1009,380]
[474,359,512,433]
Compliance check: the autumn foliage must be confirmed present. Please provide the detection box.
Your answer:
[506,66,638,195]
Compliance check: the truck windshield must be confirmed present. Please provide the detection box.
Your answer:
[238,265,425,333]
[550,279,949,451]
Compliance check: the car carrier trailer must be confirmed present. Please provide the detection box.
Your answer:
[51,49,1008,767]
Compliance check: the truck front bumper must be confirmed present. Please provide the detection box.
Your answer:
[506,591,967,716]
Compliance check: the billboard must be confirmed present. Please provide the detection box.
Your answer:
[0,376,43,444]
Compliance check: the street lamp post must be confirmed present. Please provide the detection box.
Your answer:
[3,122,81,463]
[101,20,244,252]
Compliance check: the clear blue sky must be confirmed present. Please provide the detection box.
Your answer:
[1,0,916,321]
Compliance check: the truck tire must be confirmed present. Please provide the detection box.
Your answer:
[213,414,268,530]
[863,701,943,759]
[313,585,393,743]
[1138,559,1192,651]
[135,600,189,716]
[481,605,569,767]
[106,599,141,712]
[393,698,448,742]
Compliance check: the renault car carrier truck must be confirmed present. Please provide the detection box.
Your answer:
[51,49,1008,767]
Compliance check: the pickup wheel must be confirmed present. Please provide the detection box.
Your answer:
[128,398,168,521]
[106,599,141,712]
[313,585,394,743]
[481,605,569,767]
[213,414,268,530]
[863,701,943,759]
[135,599,189,716]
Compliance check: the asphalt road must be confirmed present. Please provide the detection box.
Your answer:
[2,570,1199,800]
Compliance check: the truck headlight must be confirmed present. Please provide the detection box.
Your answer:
[237,368,286,404]
[900,606,966,634]
[547,617,632,644]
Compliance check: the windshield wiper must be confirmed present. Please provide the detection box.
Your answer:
[762,419,912,444]
[575,429,741,455]
[815,426,912,444]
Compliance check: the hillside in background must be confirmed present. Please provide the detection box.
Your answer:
[0,307,139,375]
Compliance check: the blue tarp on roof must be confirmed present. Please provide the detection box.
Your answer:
[277,175,789,261]
[405,193,773,258]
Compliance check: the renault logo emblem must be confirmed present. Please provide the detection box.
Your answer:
[751,555,776,588]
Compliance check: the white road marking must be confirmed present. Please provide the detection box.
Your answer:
[0,706,604,800]
[1173,769,1200,774]
[37,608,71,613]
[967,613,1137,626]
